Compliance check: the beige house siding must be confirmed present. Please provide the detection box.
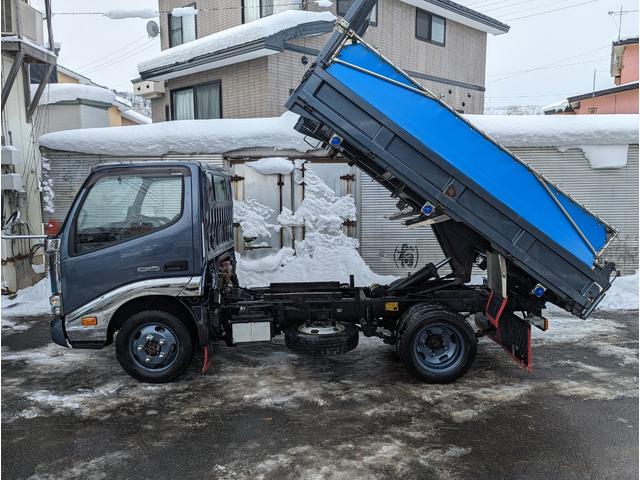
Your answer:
[159,0,242,51]
[157,56,272,119]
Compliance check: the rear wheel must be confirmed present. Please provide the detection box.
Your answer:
[115,310,194,383]
[285,322,359,356]
[397,304,476,384]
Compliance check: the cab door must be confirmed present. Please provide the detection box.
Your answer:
[58,166,196,314]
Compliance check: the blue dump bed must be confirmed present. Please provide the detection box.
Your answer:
[286,0,617,318]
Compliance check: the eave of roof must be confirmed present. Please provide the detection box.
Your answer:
[398,0,509,35]
[138,12,335,81]
[567,81,639,103]
[613,36,639,47]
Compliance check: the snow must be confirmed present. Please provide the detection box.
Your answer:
[1,36,57,57]
[38,112,312,156]
[234,198,276,239]
[120,109,152,125]
[314,0,334,6]
[236,163,396,287]
[138,10,335,73]
[2,276,51,317]
[598,272,639,310]
[103,9,157,19]
[541,99,570,113]
[39,110,637,161]
[466,114,638,150]
[32,83,115,106]
[171,6,198,16]
[580,144,629,169]
[246,157,294,175]
[2,145,18,152]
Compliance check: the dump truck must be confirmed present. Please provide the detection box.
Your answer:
[43,0,617,383]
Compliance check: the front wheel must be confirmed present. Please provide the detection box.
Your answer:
[115,310,194,383]
[397,305,477,384]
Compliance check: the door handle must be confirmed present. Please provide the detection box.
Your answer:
[164,260,188,272]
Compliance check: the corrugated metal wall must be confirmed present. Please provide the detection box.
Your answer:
[359,145,639,275]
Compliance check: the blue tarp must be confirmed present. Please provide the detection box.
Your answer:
[326,43,608,266]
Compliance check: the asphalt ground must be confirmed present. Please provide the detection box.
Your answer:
[1,308,638,480]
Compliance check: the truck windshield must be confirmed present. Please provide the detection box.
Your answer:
[75,173,183,254]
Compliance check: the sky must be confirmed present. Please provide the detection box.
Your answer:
[33,0,639,109]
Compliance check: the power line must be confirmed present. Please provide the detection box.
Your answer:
[488,56,610,83]
[495,0,578,17]
[487,44,611,84]
[81,39,160,75]
[74,35,150,71]
[504,0,600,21]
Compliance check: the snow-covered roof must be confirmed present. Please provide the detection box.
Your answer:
[467,114,638,148]
[138,10,335,80]
[32,83,116,106]
[120,109,152,125]
[39,113,639,159]
[39,112,311,156]
[541,99,571,114]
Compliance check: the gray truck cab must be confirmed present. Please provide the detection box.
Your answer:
[48,162,235,381]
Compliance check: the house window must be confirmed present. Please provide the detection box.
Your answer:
[243,0,273,23]
[416,9,445,46]
[169,4,197,47]
[171,82,222,120]
[337,0,377,25]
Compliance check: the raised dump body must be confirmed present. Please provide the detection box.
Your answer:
[286,0,617,318]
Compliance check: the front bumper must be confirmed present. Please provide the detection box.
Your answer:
[50,316,69,347]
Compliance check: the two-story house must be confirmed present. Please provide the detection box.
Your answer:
[544,36,639,115]
[134,0,509,121]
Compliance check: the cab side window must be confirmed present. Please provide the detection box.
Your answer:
[75,174,183,254]
[213,175,229,201]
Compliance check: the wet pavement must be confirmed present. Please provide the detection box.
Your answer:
[1,309,638,480]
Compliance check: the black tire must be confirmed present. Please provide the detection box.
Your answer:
[397,304,477,384]
[115,309,194,383]
[285,322,359,356]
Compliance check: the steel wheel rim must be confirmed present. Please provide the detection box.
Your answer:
[298,322,346,335]
[130,322,179,372]
[412,322,465,374]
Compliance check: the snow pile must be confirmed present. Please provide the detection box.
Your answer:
[38,112,312,156]
[579,145,629,169]
[468,114,638,169]
[171,6,198,16]
[236,163,395,287]
[466,114,638,148]
[234,198,275,239]
[120,109,152,125]
[246,157,294,175]
[279,164,356,231]
[314,0,334,6]
[598,272,639,310]
[2,276,51,317]
[138,10,335,72]
[103,9,157,19]
[32,83,115,106]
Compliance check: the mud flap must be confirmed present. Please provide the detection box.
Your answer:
[487,312,532,372]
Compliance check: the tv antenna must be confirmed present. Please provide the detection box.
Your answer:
[146,20,160,38]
